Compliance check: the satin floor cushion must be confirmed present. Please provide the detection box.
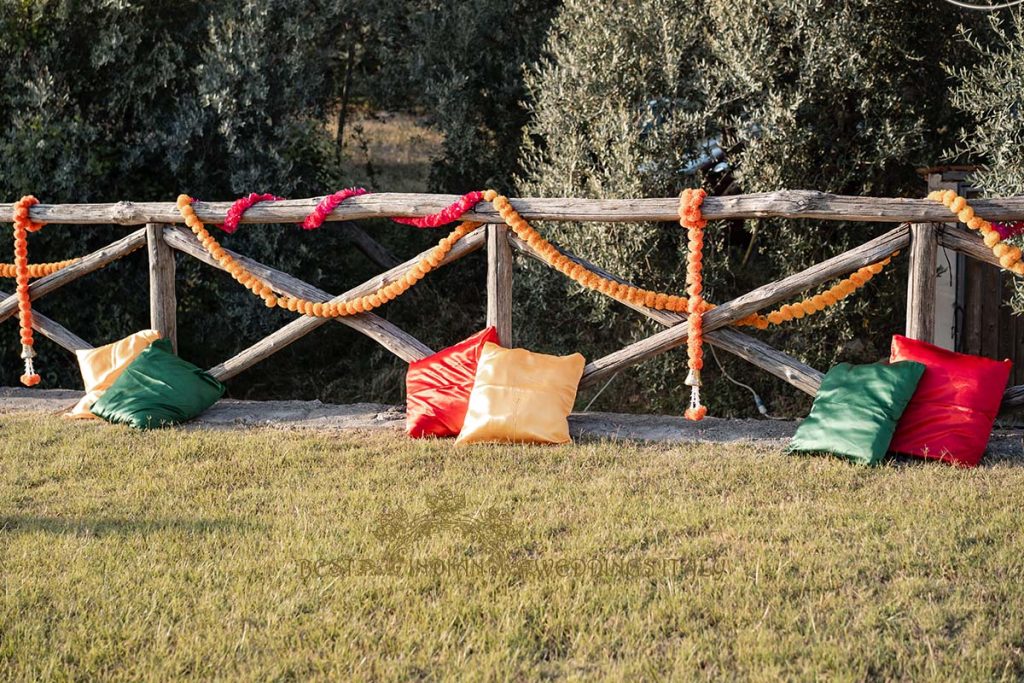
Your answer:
[456,343,585,445]
[405,327,501,438]
[889,334,1012,467]
[788,360,926,465]
[91,338,225,430]
[66,329,162,419]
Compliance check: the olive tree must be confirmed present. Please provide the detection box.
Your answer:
[519,0,981,415]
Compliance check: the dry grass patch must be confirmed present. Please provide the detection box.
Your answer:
[2,415,1024,680]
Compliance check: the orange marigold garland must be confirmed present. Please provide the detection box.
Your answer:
[0,259,76,278]
[477,190,892,330]
[679,189,708,421]
[928,189,1024,276]
[762,255,895,325]
[12,196,45,386]
[480,190,699,314]
[176,194,479,317]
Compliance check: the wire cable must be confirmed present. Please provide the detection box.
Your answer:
[940,0,1024,10]
[583,373,618,412]
[708,344,787,420]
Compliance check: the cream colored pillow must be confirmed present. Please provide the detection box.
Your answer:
[66,330,162,419]
[456,343,585,445]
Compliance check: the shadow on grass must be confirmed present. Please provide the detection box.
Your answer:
[0,515,256,537]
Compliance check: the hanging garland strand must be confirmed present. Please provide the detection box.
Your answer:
[679,189,708,421]
[928,189,1024,275]
[764,255,895,325]
[12,196,44,386]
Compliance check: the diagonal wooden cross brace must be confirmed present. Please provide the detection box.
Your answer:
[507,234,824,396]
[578,224,910,387]
[0,228,148,324]
[162,225,485,382]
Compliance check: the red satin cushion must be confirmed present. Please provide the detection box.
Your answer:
[406,327,501,438]
[889,335,1011,467]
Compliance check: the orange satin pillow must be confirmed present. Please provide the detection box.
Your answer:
[65,329,162,419]
[456,343,585,445]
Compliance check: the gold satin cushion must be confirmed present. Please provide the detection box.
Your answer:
[456,343,585,445]
[66,329,162,419]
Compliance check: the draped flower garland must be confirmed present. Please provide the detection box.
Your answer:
[679,189,708,421]
[929,189,1024,275]
[9,188,902,393]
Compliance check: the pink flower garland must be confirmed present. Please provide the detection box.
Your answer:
[993,221,1024,241]
[211,188,485,234]
[302,187,370,230]
[393,191,484,228]
[220,193,286,234]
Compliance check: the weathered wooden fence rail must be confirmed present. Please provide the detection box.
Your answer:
[4,191,1023,412]
[13,190,1024,225]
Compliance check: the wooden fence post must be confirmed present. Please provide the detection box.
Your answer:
[906,222,938,343]
[486,223,513,345]
[146,223,177,353]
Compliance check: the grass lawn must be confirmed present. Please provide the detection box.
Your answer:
[2,414,1024,680]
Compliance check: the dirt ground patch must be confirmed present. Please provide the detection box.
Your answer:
[3,387,1022,457]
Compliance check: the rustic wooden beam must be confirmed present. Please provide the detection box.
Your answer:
[162,226,450,379]
[579,224,910,388]
[340,221,401,269]
[11,191,1024,226]
[0,289,92,353]
[0,228,147,324]
[486,224,514,345]
[906,223,938,343]
[147,224,178,354]
[508,233,823,396]
[164,223,484,305]
[937,224,1003,269]
[708,327,823,397]
[1002,384,1024,412]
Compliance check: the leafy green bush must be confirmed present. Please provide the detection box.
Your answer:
[518,0,981,415]
[946,11,1024,311]
[0,0,367,392]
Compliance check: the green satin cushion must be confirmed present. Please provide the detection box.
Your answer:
[91,338,225,430]
[789,361,926,465]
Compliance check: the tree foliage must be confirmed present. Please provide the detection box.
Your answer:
[947,11,1024,311]
[519,0,983,415]
[373,0,557,191]
[0,0,367,391]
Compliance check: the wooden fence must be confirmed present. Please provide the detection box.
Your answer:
[1,190,1022,412]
